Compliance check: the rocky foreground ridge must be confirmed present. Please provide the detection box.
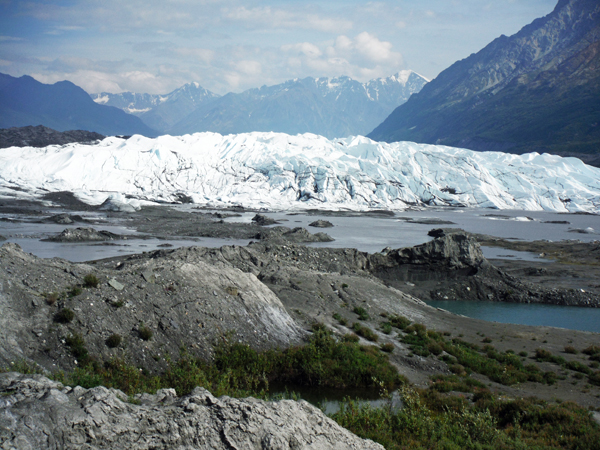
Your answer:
[0,372,382,449]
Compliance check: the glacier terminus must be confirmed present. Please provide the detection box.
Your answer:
[0,131,599,213]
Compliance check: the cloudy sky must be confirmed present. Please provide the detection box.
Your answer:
[0,0,556,95]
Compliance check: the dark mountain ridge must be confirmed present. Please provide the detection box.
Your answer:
[368,0,600,163]
[0,73,157,137]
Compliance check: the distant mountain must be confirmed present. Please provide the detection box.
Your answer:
[169,71,428,138]
[369,0,600,163]
[0,73,157,137]
[91,83,220,133]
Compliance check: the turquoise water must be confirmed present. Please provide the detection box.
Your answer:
[426,300,600,333]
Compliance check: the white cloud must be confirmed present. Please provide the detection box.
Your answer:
[221,6,352,33]
[281,32,404,82]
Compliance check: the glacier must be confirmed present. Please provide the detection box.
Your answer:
[0,131,599,213]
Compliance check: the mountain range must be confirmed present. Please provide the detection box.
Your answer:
[369,0,600,164]
[0,73,156,137]
[92,71,428,138]
[91,82,219,133]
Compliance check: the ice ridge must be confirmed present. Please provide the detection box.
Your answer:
[0,132,599,213]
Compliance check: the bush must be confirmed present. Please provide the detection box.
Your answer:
[380,343,394,353]
[519,351,528,357]
[65,333,89,363]
[380,322,392,334]
[68,286,82,298]
[582,345,600,356]
[352,306,370,321]
[45,292,59,306]
[83,274,100,288]
[482,337,492,343]
[138,324,153,341]
[352,323,378,342]
[342,333,359,343]
[54,308,75,323]
[106,334,122,348]
[564,345,578,354]
[535,348,566,365]
[388,314,411,330]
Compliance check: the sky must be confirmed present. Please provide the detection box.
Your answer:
[0,0,557,96]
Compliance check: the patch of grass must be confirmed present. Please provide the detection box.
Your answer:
[55,325,403,397]
[332,313,347,326]
[388,314,411,330]
[331,386,600,450]
[519,351,528,357]
[54,308,75,323]
[83,274,100,288]
[352,323,378,342]
[380,343,394,353]
[0,360,44,375]
[110,299,125,308]
[482,337,492,343]
[352,306,370,321]
[535,348,567,365]
[564,345,578,354]
[67,286,82,298]
[106,334,122,348]
[341,283,349,289]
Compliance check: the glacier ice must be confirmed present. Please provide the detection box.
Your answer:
[0,131,599,213]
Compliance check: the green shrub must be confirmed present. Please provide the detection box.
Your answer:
[54,308,75,323]
[106,334,122,348]
[564,345,578,354]
[65,333,89,363]
[519,351,528,357]
[83,274,100,288]
[380,322,392,334]
[352,306,370,321]
[566,360,593,375]
[138,324,153,341]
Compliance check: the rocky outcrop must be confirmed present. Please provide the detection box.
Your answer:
[385,232,487,270]
[0,372,383,450]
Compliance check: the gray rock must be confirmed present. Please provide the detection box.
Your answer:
[108,278,125,291]
[309,220,334,228]
[44,227,120,242]
[0,372,383,450]
[252,214,279,226]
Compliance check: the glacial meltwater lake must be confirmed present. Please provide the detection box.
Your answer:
[2,205,600,333]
